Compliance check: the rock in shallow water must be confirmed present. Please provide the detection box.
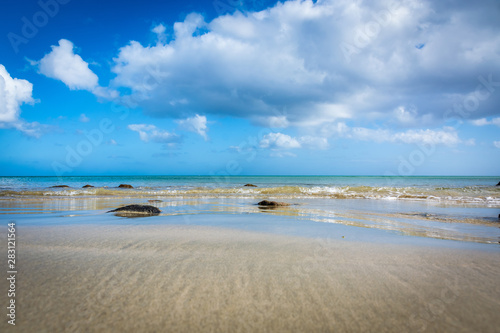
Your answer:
[244,184,258,187]
[107,204,161,216]
[118,184,133,188]
[51,185,70,188]
[257,200,291,206]
[82,185,94,188]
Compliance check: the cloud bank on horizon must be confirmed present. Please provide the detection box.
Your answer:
[0,0,499,175]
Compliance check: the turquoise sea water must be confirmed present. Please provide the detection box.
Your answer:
[1,175,498,189]
[0,175,499,244]
[0,175,499,205]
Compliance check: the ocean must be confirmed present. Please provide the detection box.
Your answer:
[1,175,499,203]
[1,175,499,244]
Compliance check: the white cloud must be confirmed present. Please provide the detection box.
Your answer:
[470,118,489,126]
[37,39,99,91]
[270,151,297,158]
[325,122,463,146]
[393,128,461,145]
[259,132,301,149]
[0,65,34,123]
[28,0,500,149]
[104,0,500,128]
[9,121,45,138]
[237,132,328,153]
[392,105,433,127]
[128,124,181,144]
[152,24,167,44]
[79,113,90,123]
[176,114,208,140]
[470,117,500,127]
[298,135,329,150]
[494,141,500,149]
[259,133,328,156]
[0,64,43,137]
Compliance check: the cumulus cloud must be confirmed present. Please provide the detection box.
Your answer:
[176,114,208,140]
[392,128,462,145]
[0,65,34,123]
[325,122,463,146]
[104,0,499,128]
[270,151,297,158]
[0,64,43,137]
[152,24,167,44]
[298,135,329,150]
[28,0,500,149]
[79,113,90,122]
[128,124,181,146]
[10,121,47,138]
[259,132,328,150]
[260,133,301,149]
[392,106,434,127]
[470,117,500,127]
[37,39,99,91]
[494,141,500,149]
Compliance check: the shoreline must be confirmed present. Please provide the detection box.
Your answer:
[2,195,499,245]
[1,221,500,332]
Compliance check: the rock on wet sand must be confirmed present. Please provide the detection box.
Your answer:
[107,205,161,216]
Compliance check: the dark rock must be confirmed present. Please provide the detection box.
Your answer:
[244,184,258,187]
[148,199,163,203]
[107,204,161,216]
[496,182,500,186]
[118,184,133,188]
[257,200,291,207]
[51,185,70,188]
[82,185,94,188]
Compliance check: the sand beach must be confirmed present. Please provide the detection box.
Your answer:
[1,213,499,332]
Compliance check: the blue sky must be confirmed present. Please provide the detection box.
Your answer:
[0,0,499,176]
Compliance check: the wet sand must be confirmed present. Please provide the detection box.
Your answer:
[1,221,500,333]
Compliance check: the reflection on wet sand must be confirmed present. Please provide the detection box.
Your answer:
[1,196,499,244]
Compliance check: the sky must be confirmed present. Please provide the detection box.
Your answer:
[0,0,499,176]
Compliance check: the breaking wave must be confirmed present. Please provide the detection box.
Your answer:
[0,185,498,206]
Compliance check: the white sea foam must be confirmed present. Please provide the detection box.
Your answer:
[1,181,498,206]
